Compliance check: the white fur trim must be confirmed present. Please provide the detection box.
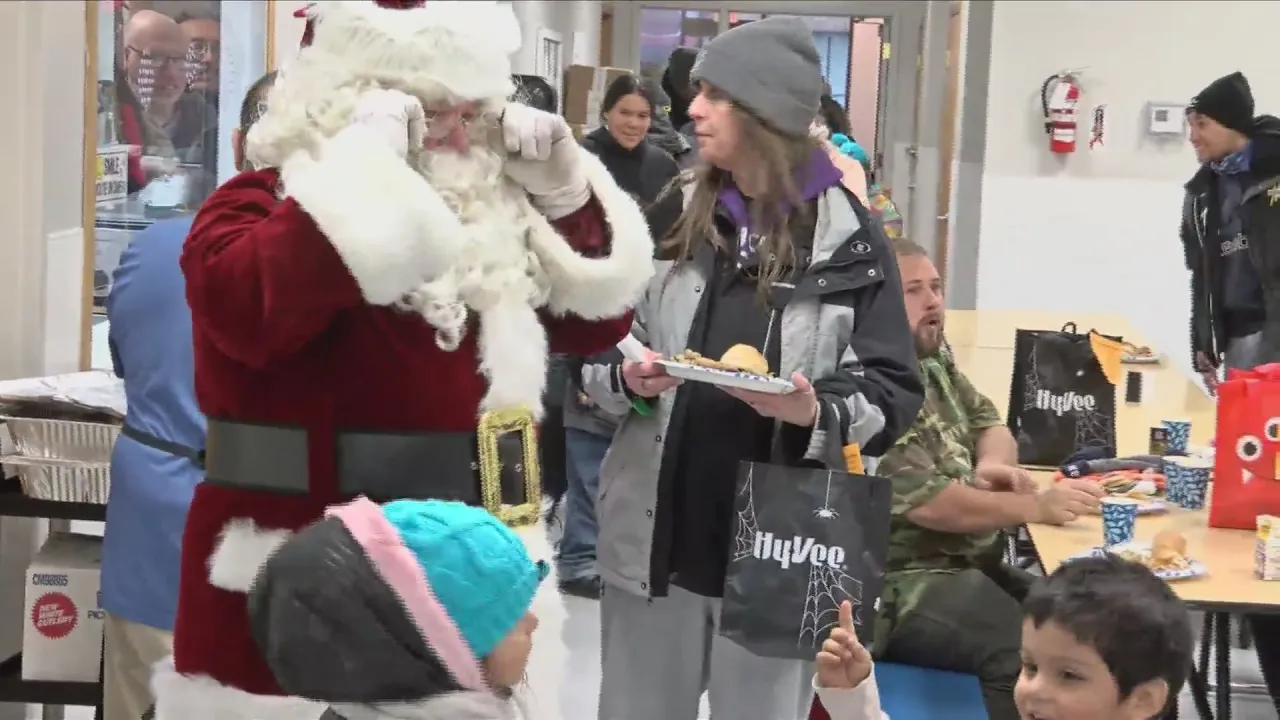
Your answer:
[307,1,518,106]
[151,656,327,720]
[477,298,549,418]
[526,148,657,320]
[206,519,293,593]
[282,124,468,305]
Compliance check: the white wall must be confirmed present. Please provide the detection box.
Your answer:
[975,0,1280,382]
[0,2,89,716]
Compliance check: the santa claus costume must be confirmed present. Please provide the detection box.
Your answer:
[150,2,654,718]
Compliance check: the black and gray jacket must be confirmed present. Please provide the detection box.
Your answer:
[583,184,923,598]
[1183,116,1280,369]
[563,128,681,438]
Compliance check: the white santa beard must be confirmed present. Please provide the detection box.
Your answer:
[400,146,552,417]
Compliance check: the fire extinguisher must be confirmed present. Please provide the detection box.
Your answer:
[1041,73,1081,154]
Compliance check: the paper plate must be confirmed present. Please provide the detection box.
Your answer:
[1069,543,1206,581]
[656,360,796,395]
[1133,499,1169,515]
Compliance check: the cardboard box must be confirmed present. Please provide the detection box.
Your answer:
[1256,515,1280,580]
[22,534,105,681]
[563,65,633,126]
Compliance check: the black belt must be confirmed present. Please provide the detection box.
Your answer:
[120,423,206,469]
[201,413,542,525]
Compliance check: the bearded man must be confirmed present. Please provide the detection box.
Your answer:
[149,2,654,718]
[873,238,1103,719]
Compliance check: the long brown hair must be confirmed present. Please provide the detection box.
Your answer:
[657,102,819,297]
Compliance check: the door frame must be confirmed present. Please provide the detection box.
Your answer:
[609,0,929,235]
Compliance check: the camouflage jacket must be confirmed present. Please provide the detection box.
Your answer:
[870,347,1005,648]
[879,346,1004,575]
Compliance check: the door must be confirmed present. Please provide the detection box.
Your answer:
[614,1,926,220]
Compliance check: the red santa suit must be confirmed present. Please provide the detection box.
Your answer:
[150,2,654,718]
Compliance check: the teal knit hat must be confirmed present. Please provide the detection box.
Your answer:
[830,133,870,168]
[382,500,549,659]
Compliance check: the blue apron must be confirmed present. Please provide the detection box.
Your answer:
[102,217,206,632]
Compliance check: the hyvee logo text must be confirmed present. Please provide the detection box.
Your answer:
[1034,390,1096,417]
[752,531,846,570]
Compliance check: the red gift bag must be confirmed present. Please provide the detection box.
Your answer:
[1210,363,1280,529]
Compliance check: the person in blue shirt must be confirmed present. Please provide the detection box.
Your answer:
[101,70,275,720]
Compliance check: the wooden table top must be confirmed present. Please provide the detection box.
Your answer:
[944,311,1280,610]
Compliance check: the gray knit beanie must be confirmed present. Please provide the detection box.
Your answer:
[690,17,823,138]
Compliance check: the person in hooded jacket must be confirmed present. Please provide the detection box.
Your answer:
[648,84,699,170]
[1180,71,1280,706]
[662,47,700,143]
[1184,71,1280,387]
[585,18,921,719]
[245,497,886,720]
[557,74,682,599]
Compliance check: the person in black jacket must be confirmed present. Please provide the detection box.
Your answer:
[556,74,681,599]
[1181,72,1280,709]
[584,19,922,719]
[1184,72,1280,390]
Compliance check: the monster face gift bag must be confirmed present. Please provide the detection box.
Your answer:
[1006,323,1122,466]
[719,416,892,660]
[1210,364,1280,529]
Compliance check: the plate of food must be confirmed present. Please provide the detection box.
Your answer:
[1070,531,1205,581]
[1120,343,1161,364]
[658,345,796,395]
[1096,474,1167,514]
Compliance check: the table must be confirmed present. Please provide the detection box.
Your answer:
[943,310,1258,720]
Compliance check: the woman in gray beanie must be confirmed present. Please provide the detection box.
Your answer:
[582,16,921,720]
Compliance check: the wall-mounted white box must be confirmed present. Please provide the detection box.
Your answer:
[1146,102,1188,136]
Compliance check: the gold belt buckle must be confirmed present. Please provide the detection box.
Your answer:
[476,407,541,527]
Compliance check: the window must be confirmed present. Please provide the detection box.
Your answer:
[638,9,720,89]
[814,32,851,108]
[91,0,266,319]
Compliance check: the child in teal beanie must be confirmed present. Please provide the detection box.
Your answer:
[243,496,884,719]
[246,497,549,719]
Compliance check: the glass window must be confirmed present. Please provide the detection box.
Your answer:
[90,0,266,340]
[638,8,720,89]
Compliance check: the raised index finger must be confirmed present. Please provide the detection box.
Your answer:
[838,600,855,633]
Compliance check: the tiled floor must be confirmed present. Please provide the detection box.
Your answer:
[45,524,1280,720]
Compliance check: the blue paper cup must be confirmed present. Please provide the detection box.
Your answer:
[1163,419,1192,453]
[1170,458,1211,510]
[1161,456,1185,505]
[1101,497,1140,546]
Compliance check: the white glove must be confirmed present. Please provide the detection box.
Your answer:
[501,103,591,220]
[349,89,426,160]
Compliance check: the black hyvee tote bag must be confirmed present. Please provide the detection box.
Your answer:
[1006,322,1119,467]
[719,416,892,660]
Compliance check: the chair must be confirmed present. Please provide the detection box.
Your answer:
[874,662,987,720]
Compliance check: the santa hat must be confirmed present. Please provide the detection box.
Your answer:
[292,0,521,106]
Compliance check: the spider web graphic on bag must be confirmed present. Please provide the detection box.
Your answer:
[732,465,760,561]
[1021,342,1115,451]
[799,471,862,647]
[798,561,863,648]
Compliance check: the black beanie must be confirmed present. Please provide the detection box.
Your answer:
[1188,72,1254,134]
